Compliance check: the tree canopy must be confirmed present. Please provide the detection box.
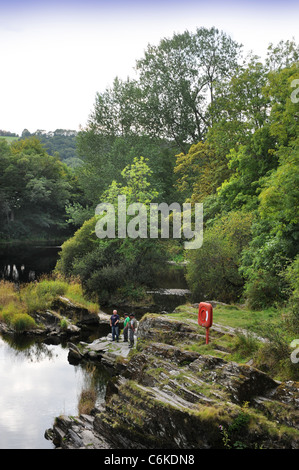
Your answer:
[0,137,78,241]
[3,27,297,314]
[55,30,299,311]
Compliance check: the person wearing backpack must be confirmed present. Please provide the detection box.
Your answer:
[128,313,137,348]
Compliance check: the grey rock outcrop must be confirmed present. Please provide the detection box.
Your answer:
[47,313,299,450]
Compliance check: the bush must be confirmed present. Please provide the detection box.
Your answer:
[284,255,299,333]
[21,278,68,313]
[0,281,18,308]
[12,313,36,332]
[60,318,68,330]
[1,309,15,325]
[55,217,97,276]
[244,272,285,310]
[56,213,168,303]
[35,279,68,297]
[241,228,294,309]
[0,299,36,332]
[0,301,26,324]
[78,388,97,415]
[254,325,298,380]
[234,331,260,358]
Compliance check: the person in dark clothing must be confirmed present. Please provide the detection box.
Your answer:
[110,309,120,342]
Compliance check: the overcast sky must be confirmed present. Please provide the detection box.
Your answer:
[1,0,298,135]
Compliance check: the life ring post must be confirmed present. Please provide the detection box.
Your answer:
[198,302,213,345]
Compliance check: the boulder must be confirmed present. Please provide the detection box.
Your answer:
[67,342,84,363]
[51,296,99,326]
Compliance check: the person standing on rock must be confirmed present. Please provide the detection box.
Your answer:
[123,313,130,342]
[128,313,137,348]
[110,309,120,342]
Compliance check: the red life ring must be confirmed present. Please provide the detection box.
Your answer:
[198,302,213,328]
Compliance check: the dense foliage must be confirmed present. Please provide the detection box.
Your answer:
[56,156,169,302]
[0,137,79,241]
[59,28,298,310]
[21,129,81,168]
[2,27,298,312]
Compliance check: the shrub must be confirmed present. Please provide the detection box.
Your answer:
[234,331,260,358]
[22,284,51,313]
[284,255,299,333]
[254,325,298,380]
[78,388,97,415]
[244,272,284,310]
[0,301,25,324]
[60,318,68,330]
[219,402,251,449]
[12,313,36,332]
[0,297,36,332]
[241,232,293,309]
[35,279,68,297]
[21,278,68,313]
[1,309,15,325]
[0,281,17,308]
[55,217,97,276]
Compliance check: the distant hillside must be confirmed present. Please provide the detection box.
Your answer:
[0,135,19,143]
[0,130,19,143]
[21,129,83,168]
[0,130,19,137]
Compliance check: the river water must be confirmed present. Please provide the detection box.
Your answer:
[0,333,109,449]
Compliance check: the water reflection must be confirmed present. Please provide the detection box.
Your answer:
[0,245,61,283]
[0,334,109,449]
[2,334,58,362]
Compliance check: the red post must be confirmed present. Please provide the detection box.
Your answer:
[206,327,209,345]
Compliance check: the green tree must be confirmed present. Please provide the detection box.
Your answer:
[136,27,242,152]
[238,64,299,309]
[56,157,168,303]
[259,138,299,232]
[186,211,253,303]
[0,138,77,240]
[74,27,241,227]
[174,56,272,208]
[90,76,143,137]
[74,129,180,225]
[266,39,299,71]
[174,141,218,203]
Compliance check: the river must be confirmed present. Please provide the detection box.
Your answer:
[0,333,109,449]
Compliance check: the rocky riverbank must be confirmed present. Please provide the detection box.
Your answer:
[0,295,104,339]
[45,307,299,450]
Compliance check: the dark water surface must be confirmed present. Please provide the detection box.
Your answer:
[0,244,61,282]
[0,334,109,449]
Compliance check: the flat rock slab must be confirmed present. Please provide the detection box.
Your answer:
[79,334,136,361]
[84,340,111,352]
